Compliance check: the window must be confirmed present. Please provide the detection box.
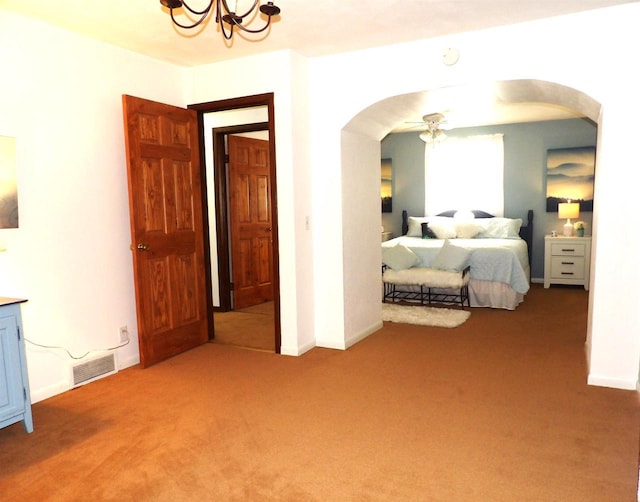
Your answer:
[424,133,504,216]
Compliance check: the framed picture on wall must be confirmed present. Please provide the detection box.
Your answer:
[0,135,19,228]
[545,146,595,212]
[381,158,392,213]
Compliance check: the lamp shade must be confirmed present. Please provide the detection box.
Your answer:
[558,202,579,220]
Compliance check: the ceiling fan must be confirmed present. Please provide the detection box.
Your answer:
[418,112,451,142]
[404,112,452,142]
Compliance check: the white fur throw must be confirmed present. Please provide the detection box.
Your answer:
[383,267,469,289]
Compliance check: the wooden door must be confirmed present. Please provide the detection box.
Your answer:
[228,135,274,309]
[122,95,208,367]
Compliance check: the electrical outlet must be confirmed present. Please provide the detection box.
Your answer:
[119,326,129,343]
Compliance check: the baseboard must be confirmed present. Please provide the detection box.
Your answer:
[281,339,315,356]
[30,381,69,404]
[587,374,637,390]
[314,339,346,350]
[30,351,140,404]
[316,321,383,351]
[117,352,140,369]
[530,277,544,284]
[345,321,382,349]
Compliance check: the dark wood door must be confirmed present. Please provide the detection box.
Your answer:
[228,135,274,309]
[122,95,208,367]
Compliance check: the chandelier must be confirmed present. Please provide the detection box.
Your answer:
[160,0,281,40]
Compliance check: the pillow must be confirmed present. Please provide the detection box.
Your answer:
[382,244,420,270]
[475,218,523,239]
[454,222,484,239]
[426,220,457,239]
[407,216,429,237]
[453,210,475,221]
[430,239,471,271]
[421,222,437,239]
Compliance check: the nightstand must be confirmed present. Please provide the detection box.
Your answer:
[381,231,394,242]
[544,235,591,290]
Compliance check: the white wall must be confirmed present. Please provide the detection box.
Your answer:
[0,12,187,402]
[339,130,383,348]
[185,51,315,355]
[2,3,639,405]
[307,4,640,388]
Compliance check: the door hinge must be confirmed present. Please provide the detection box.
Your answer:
[224,154,230,163]
[17,326,21,341]
[230,282,234,291]
[23,387,27,400]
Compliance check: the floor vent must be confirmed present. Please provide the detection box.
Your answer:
[72,352,117,387]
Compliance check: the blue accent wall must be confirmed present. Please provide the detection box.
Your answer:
[381,118,597,280]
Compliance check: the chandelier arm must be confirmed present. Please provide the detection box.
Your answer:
[229,17,272,34]
[170,8,210,29]
[162,0,280,37]
[220,0,259,19]
[181,0,214,15]
[218,15,235,40]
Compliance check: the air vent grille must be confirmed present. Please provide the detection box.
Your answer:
[72,353,117,386]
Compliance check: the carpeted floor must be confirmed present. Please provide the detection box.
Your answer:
[0,284,638,500]
[213,301,275,351]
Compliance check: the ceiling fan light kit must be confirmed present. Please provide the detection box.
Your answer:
[419,112,449,143]
[160,0,281,39]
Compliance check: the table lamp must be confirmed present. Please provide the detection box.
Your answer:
[558,202,580,236]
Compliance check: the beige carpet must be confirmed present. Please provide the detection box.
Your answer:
[0,284,638,500]
[213,301,274,351]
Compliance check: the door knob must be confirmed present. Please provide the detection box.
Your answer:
[137,243,150,251]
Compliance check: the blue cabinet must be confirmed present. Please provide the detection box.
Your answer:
[0,298,33,433]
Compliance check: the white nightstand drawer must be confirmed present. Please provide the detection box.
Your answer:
[550,256,585,279]
[550,242,586,257]
[544,235,591,290]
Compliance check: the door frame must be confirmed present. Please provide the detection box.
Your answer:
[189,93,281,353]
[212,122,270,312]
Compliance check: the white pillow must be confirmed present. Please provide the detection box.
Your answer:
[453,210,475,221]
[430,239,471,271]
[382,244,420,270]
[475,218,522,239]
[407,217,429,237]
[427,220,457,239]
[454,222,484,239]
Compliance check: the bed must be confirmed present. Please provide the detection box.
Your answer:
[382,209,534,310]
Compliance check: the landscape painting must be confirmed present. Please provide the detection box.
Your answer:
[381,158,392,213]
[545,146,595,212]
[0,135,19,228]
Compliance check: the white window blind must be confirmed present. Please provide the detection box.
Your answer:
[424,133,504,216]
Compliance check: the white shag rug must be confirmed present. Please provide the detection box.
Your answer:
[382,303,470,328]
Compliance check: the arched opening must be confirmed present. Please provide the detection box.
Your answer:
[339,79,601,351]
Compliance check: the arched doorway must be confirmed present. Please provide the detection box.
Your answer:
[339,79,601,347]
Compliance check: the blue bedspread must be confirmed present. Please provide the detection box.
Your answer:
[382,237,530,294]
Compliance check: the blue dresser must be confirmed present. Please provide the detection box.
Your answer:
[0,297,33,433]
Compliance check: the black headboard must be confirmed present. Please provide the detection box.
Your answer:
[400,209,534,268]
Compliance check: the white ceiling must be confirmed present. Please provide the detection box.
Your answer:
[3,0,633,129]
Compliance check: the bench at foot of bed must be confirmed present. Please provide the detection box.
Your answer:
[382,265,471,309]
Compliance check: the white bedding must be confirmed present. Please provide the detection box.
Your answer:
[382,236,530,295]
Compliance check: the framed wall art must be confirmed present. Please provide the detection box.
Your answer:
[0,135,18,228]
[545,146,595,212]
[381,158,393,213]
